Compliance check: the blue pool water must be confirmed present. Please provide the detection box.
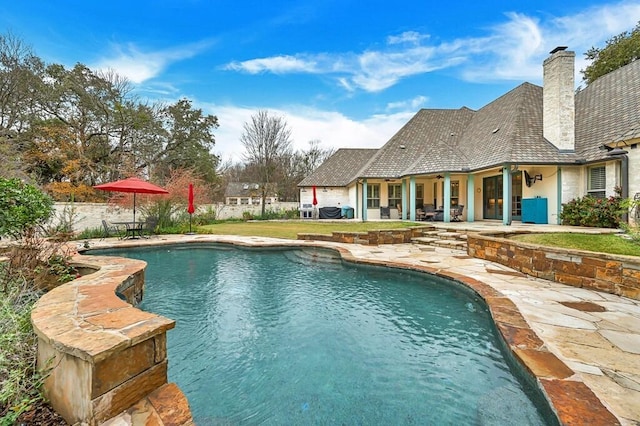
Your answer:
[92,244,552,425]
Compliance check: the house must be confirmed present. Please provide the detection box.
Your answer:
[224,182,278,205]
[299,47,640,224]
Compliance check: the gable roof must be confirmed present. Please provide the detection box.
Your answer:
[298,148,378,187]
[575,58,640,162]
[361,108,474,178]
[457,82,578,170]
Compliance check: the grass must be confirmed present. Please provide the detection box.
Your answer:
[197,220,421,240]
[510,232,640,257]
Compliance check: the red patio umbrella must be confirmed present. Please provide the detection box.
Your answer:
[187,183,195,234]
[312,186,318,206]
[94,177,169,224]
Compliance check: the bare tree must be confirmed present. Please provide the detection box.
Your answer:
[240,110,292,215]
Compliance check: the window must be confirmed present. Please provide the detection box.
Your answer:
[415,184,424,208]
[388,184,402,208]
[367,184,380,208]
[588,166,606,199]
[240,198,249,205]
[450,181,459,206]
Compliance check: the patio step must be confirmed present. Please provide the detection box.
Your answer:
[432,239,468,250]
[412,231,468,252]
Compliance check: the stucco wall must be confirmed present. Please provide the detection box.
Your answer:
[53,202,299,232]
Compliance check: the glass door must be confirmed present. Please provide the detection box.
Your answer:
[483,176,503,219]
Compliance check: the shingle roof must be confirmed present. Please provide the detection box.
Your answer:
[224,182,272,197]
[361,108,474,177]
[458,82,578,170]
[298,148,378,186]
[575,59,640,162]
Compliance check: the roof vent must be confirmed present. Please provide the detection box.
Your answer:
[242,184,249,190]
[492,127,500,134]
[399,144,406,149]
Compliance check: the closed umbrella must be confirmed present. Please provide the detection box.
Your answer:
[312,185,318,219]
[187,183,195,234]
[94,177,169,224]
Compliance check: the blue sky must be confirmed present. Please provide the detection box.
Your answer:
[3,1,640,162]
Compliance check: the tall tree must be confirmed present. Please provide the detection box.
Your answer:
[240,110,292,215]
[582,21,640,84]
[0,33,45,179]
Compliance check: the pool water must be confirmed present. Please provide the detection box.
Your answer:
[95,245,551,425]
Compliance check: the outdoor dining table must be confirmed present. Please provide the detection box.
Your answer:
[112,221,145,239]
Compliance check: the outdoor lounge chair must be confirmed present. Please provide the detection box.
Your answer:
[101,220,123,239]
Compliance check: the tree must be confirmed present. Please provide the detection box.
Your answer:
[582,21,640,84]
[240,110,293,215]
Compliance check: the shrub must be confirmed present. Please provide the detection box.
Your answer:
[560,190,624,228]
[0,178,54,239]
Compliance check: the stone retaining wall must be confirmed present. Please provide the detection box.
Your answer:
[31,255,193,425]
[298,226,433,245]
[467,232,640,300]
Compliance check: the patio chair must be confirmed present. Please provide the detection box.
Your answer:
[101,220,123,239]
[422,205,437,221]
[380,206,391,219]
[142,216,159,237]
[451,205,465,222]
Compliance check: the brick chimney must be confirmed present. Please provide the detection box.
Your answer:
[543,46,575,152]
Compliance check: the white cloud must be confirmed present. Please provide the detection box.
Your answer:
[387,31,430,45]
[222,1,640,90]
[203,103,413,163]
[93,39,214,84]
[224,55,318,74]
[386,95,428,111]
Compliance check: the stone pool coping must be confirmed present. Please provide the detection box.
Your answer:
[35,234,640,425]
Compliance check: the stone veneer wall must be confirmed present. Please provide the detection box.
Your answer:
[467,232,640,300]
[31,255,193,425]
[297,226,433,245]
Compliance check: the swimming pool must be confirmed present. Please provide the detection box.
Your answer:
[94,244,553,425]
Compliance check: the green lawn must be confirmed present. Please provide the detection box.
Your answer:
[198,220,420,240]
[510,232,640,257]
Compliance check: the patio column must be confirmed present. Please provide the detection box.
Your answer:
[443,173,451,222]
[362,179,368,221]
[556,167,562,225]
[401,179,408,220]
[503,165,512,225]
[409,177,416,221]
[466,174,475,222]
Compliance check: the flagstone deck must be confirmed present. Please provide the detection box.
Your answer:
[58,233,640,425]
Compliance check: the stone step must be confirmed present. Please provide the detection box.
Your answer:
[432,239,468,250]
[436,231,462,240]
[412,237,438,245]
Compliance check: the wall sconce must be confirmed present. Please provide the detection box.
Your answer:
[323,187,328,192]
[301,188,307,192]
[524,170,543,187]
